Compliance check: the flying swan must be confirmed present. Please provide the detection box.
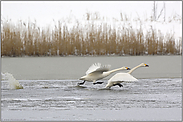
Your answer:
[78,63,130,85]
[105,63,149,88]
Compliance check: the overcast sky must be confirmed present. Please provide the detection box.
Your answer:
[1,1,182,26]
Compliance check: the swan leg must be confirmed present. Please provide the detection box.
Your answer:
[77,80,86,85]
[113,83,123,87]
[93,81,104,85]
[117,83,123,87]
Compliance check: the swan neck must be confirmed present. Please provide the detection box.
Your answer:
[128,65,141,74]
[108,67,124,74]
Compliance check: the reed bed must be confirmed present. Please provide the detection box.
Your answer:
[1,19,182,57]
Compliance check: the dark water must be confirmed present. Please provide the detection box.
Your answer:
[1,56,182,121]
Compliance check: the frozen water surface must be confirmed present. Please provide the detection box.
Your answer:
[1,56,182,121]
[1,78,182,121]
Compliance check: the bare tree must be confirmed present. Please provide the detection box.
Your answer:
[164,2,166,22]
[120,12,123,21]
[153,1,166,21]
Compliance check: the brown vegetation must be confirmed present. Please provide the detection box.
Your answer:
[1,19,182,57]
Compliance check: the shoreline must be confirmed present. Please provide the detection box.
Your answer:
[1,54,182,58]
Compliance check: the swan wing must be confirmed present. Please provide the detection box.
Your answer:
[86,63,111,75]
[108,73,138,82]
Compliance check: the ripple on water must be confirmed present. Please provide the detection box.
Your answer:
[1,78,182,111]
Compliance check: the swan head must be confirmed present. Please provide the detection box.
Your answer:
[126,67,131,70]
[121,67,131,70]
[140,63,149,67]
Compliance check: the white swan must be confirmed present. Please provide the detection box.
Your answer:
[1,72,6,80]
[105,63,149,88]
[78,63,130,85]
[3,72,23,89]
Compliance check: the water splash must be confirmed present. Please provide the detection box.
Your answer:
[1,72,6,80]
[2,72,23,89]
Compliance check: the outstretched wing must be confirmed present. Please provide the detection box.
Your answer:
[86,63,111,75]
[108,73,138,82]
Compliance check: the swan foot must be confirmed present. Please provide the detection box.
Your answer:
[93,82,104,85]
[118,83,123,87]
[77,81,86,85]
[113,83,123,87]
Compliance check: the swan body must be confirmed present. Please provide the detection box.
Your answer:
[105,63,149,88]
[3,72,23,89]
[78,63,130,85]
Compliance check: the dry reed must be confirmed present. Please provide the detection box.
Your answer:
[1,18,182,57]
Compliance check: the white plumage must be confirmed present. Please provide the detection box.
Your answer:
[85,63,111,75]
[3,72,23,89]
[78,63,130,85]
[105,63,149,88]
[108,73,138,82]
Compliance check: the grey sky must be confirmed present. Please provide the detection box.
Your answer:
[1,1,182,26]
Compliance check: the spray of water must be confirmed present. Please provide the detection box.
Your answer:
[2,72,23,89]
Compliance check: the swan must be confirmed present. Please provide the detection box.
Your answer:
[1,72,6,80]
[105,63,149,88]
[78,63,130,85]
[3,72,23,89]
